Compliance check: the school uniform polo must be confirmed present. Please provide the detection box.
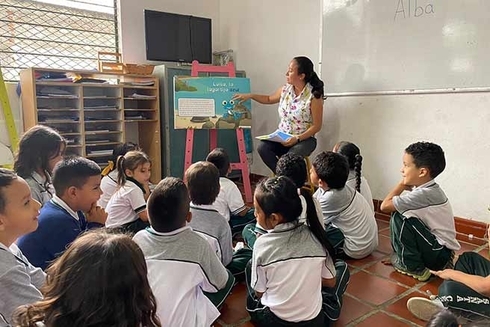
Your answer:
[97,170,118,209]
[189,204,233,266]
[251,222,335,322]
[133,226,230,327]
[212,177,247,222]
[24,171,55,206]
[0,243,45,324]
[393,180,460,251]
[17,195,101,270]
[345,171,374,214]
[105,179,146,228]
[314,185,378,259]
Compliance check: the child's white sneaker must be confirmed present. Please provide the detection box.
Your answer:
[407,296,445,321]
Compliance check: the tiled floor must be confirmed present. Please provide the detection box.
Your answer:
[214,219,488,327]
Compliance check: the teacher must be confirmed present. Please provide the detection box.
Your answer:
[233,56,325,172]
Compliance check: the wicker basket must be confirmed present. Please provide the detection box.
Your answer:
[123,64,154,75]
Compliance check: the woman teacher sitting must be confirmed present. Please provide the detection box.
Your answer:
[233,56,325,172]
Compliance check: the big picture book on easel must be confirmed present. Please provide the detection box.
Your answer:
[173,76,252,129]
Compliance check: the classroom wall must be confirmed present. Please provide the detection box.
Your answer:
[219,0,490,223]
[117,0,221,64]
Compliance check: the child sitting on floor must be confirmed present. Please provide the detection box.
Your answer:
[13,230,161,327]
[206,148,255,235]
[17,157,106,270]
[105,150,151,234]
[333,141,374,213]
[0,169,44,325]
[133,177,235,327]
[186,161,252,279]
[246,176,350,326]
[380,141,460,282]
[311,151,378,259]
[98,142,140,209]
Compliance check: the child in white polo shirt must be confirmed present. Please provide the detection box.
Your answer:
[105,151,151,234]
[133,177,234,327]
[206,148,255,235]
[380,142,460,282]
[247,176,350,326]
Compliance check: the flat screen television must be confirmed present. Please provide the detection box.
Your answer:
[144,10,212,64]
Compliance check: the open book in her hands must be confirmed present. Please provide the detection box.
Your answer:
[255,129,293,143]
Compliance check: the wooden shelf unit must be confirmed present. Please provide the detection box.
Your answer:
[20,67,162,182]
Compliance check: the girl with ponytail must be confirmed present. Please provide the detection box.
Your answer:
[233,56,325,173]
[246,176,350,326]
[333,141,375,213]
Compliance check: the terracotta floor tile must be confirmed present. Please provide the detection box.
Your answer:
[238,321,255,326]
[346,270,408,306]
[346,250,388,268]
[355,311,409,327]
[376,235,393,254]
[219,283,250,324]
[380,228,391,237]
[419,277,444,297]
[376,219,390,231]
[364,261,421,288]
[385,291,428,326]
[478,248,490,260]
[334,294,373,326]
[456,241,478,256]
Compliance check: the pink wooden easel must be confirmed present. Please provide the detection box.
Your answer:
[183,60,252,202]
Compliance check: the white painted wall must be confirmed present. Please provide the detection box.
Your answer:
[219,0,490,223]
[117,0,221,64]
[219,0,323,177]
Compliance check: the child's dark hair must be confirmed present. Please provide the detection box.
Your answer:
[52,157,101,196]
[147,177,190,233]
[426,309,490,327]
[405,142,446,178]
[275,153,307,189]
[206,147,230,177]
[117,151,151,186]
[255,176,335,260]
[0,168,18,214]
[312,151,349,189]
[185,161,220,205]
[14,125,66,181]
[293,56,325,100]
[335,141,363,192]
[102,142,141,175]
[12,229,161,327]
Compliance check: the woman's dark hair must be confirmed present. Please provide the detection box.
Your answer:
[293,56,325,99]
[335,141,363,192]
[14,125,66,183]
[255,176,335,260]
[12,230,161,327]
[117,151,151,186]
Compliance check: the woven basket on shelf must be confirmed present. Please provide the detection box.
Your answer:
[123,64,154,75]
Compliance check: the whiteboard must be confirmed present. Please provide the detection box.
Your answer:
[321,0,490,93]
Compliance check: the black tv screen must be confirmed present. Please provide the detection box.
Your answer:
[144,10,212,64]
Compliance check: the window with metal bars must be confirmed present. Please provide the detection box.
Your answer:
[0,0,117,81]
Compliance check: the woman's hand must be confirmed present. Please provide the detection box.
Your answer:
[281,136,299,147]
[232,93,252,104]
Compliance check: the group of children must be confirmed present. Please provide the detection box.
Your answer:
[1,123,489,326]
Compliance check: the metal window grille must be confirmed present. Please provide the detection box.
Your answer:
[0,0,117,81]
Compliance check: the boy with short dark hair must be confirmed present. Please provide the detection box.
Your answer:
[206,148,255,235]
[186,161,252,279]
[0,169,45,325]
[133,177,235,327]
[381,141,460,281]
[17,156,107,270]
[312,151,378,259]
